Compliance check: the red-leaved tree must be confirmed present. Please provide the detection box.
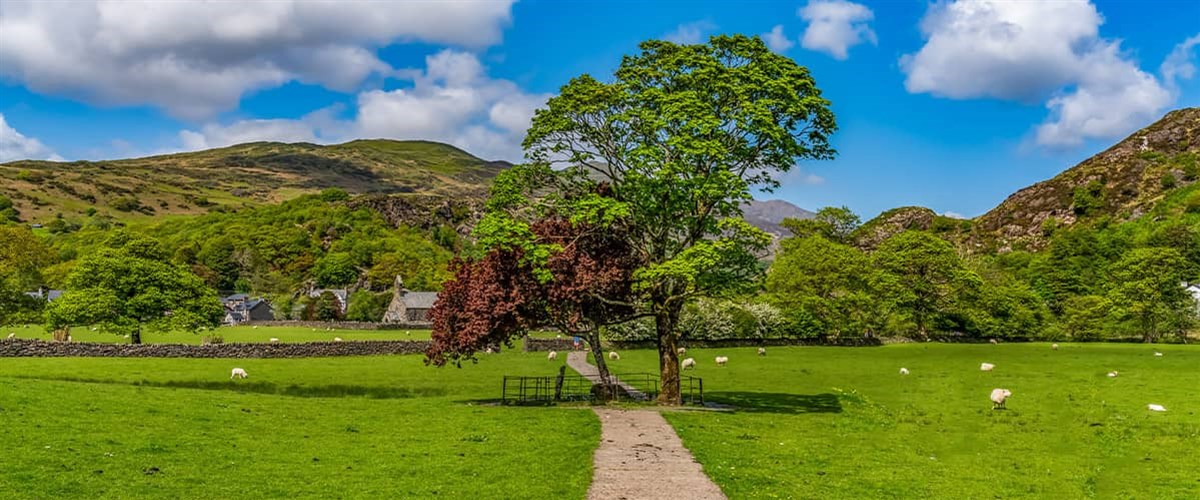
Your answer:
[426,217,642,393]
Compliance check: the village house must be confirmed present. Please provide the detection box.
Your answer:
[382,276,437,323]
[221,294,275,324]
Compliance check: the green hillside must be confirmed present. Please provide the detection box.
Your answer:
[0,140,509,224]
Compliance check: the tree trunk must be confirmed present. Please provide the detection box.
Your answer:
[655,304,682,405]
[131,327,142,345]
[586,329,614,400]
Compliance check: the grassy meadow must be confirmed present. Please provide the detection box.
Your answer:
[602,343,1200,499]
[3,340,1198,498]
[0,350,595,499]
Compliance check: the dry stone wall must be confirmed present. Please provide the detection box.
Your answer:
[0,338,430,358]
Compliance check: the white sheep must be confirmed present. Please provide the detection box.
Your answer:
[5,333,14,340]
[899,367,910,375]
[1147,404,1166,412]
[230,368,249,380]
[1107,371,1119,378]
[1051,343,1059,350]
[990,388,1012,409]
[547,351,558,361]
[715,356,728,366]
[677,347,686,355]
[681,358,696,370]
[333,337,343,342]
[757,347,766,356]
[269,337,280,343]
[989,339,998,345]
[980,363,995,371]
[1154,352,1163,357]
[90,327,97,331]
[608,351,620,361]
[252,325,259,330]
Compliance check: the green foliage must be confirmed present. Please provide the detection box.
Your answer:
[313,252,359,287]
[318,188,350,202]
[1106,247,1197,342]
[872,231,980,337]
[0,195,19,223]
[1060,295,1114,341]
[43,232,223,342]
[1072,180,1106,216]
[781,206,861,243]
[0,226,52,324]
[345,290,391,322]
[1160,172,1177,190]
[110,196,143,213]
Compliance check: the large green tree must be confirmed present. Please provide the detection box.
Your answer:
[1107,247,1197,342]
[765,235,874,337]
[44,232,222,343]
[0,226,51,325]
[484,35,836,403]
[873,231,979,338]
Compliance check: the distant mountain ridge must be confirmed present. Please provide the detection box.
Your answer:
[0,139,510,223]
[743,199,815,237]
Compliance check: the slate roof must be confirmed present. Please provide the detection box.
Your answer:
[402,291,439,310]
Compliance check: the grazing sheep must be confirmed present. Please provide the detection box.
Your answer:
[608,351,620,361]
[556,334,562,339]
[485,347,495,354]
[547,351,558,361]
[715,356,729,366]
[230,368,248,380]
[899,367,910,375]
[1051,343,1059,350]
[677,347,686,356]
[1107,371,1119,378]
[980,363,995,371]
[90,327,97,331]
[990,388,1012,409]
[1147,404,1166,412]
[333,337,343,342]
[252,325,259,330]
[757,347,767,356]
[5,333,14,340]
[1154,352,1163,357]
[123,335,130,339]
[269,338,279,343]
[681,358,696,370]
[989,339,998,345]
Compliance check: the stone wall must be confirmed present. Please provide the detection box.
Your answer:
[0,338,430,358]
[241,320,432,330]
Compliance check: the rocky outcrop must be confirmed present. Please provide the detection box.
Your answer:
[347,194,483,237]
[852,206,937,250]
[0,338,430,358]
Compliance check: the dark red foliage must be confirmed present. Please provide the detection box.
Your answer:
[426,218,640,367]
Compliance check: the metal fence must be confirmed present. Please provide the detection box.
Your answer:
[501,369,703,405]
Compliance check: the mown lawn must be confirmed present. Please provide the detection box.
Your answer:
[603,343,1200,499]
[0,351,596,499]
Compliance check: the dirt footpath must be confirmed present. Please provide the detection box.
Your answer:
[587,408,726,500]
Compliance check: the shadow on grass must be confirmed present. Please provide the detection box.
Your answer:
[707,391,843,414]
[10,375,445,399]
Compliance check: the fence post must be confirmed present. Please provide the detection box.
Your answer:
[502,376,507,404]
[554,365,566,401]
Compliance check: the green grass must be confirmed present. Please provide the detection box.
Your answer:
[0,351,596,499]
[604,343,1200,499]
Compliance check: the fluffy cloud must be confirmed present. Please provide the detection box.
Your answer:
[762,25,795,53]
[1161,34,1200,87]
[0,113,62,162]
[179,51,549,162]
[798,0,876,60]
[0,0,514,119]
[901,0,1184,147]
[664,21,717,45]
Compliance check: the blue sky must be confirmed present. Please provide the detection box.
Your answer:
[1,0,1197,219]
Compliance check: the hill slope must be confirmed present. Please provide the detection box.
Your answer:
[974,107,1199,249]
[0,140,509,223]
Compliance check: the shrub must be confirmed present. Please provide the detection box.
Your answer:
[1161,173,1177,190]
[201,335,224,345]
[110,197,142,212]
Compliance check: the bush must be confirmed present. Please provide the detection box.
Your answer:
[345,290,392,322]
[318,188,350,202]
[111,197,142,212]
[1184,191,1200,214]
[1161,173,1177,190]
[201,335,224,345]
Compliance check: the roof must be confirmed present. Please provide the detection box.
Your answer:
[402,291,439,309]
[310,289,348,303]
[25,289,64,301]
[223,293,250,302]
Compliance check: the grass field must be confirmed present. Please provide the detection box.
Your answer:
[3,343,1197,498]
[603,343,1200,499]
[0,351,595,499]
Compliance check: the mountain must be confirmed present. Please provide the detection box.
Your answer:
[743,199,814,237]
[0,139,509,224]
[973,107,1199,249]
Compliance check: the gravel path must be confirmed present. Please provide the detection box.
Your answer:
[565,351,648,400]
[587,408,727,499]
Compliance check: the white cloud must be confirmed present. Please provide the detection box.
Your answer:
[179,51,549,162]
[762,25,795,53]
[901,0,1180,147]
[798,0,876,60]
[942,211,967,219]
[0,113,62,162]
[1161,33,1200,87]
[664,21,717,45]
[0,0,515,119]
